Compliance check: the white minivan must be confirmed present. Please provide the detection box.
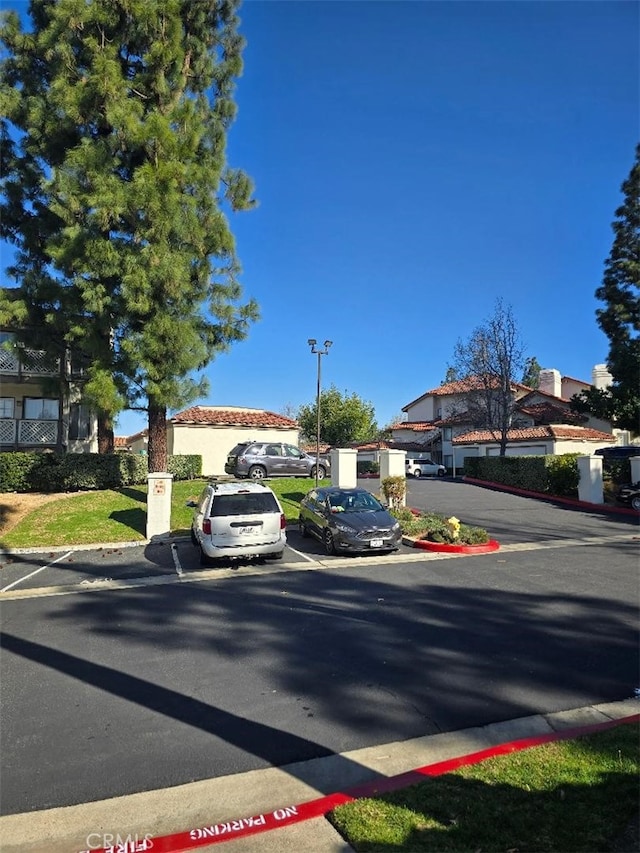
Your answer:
[188,481,287,566]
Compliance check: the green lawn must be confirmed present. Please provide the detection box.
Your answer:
[329,722,639,852]
[0,477,328,548]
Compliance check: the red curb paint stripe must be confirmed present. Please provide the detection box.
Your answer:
[463,477,640,515]
[79,713,639,853]
[412,538,500,554]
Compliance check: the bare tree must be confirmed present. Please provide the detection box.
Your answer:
[451,299,526,456]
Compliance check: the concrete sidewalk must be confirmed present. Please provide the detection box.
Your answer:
[1,698,638,853]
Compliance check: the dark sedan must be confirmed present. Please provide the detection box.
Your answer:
[616,482,640,511]
[298,486,402,555]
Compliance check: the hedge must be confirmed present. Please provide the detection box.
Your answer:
[463,454,581,498]
[0,452,202,493]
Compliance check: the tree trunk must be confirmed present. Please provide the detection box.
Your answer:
[97,412,114,454]
[147,401,168,472]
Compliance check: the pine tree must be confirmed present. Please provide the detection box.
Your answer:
[0,0,258,469]
[572,145,640,433]
[521,357,541,389]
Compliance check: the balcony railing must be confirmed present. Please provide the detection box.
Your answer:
[0,348,60,376]
[0,419,59,446]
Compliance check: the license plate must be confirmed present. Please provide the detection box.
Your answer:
[370,538,383,548]
[238,526,254,535]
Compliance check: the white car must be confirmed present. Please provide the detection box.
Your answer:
[405,458,446,478]
[187,480,287,566]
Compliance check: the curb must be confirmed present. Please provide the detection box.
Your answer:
[462,477,640,515]
[407,537,501,554]
[66,708,639,853]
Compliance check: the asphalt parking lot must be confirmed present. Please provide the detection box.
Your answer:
[0,525,420,595]
[1,476,636,596]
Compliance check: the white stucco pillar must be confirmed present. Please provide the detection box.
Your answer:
[379,449,406,480]
[147,472,174,540]
[630,456,640,483]
[577,456,603,505]
[330,449,357,488]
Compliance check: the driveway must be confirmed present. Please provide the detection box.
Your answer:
[1,479,638,815]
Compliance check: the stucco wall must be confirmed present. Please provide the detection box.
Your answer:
[168,424,300,476]
[405,396,435,421]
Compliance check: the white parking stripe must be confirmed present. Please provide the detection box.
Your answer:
[284,544,318,563]
[0,551,73,592]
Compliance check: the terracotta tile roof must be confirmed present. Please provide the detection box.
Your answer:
[403,375,533,410]
[114,436,129,448]
[391,421,438,432]
[516,401,586,425]
[171,406,298,428]
[301,442,332,454]
[452,425,616,445]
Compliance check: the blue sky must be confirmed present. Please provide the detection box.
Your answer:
[4,1,639,436]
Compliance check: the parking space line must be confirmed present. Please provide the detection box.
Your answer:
[171,543,183,578]
[0,551,73,593]
[284,544,319,563]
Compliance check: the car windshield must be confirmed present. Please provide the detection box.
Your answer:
[210,493,279,516]
[327,491,383,513]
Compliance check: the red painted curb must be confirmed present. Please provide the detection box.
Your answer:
[463,477,640,515]
[79,714,639,853]
[411,538,501,554]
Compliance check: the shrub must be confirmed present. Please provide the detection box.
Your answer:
[0,452,42,492]
[357,460,380,476]
[390,507,490,544]
[0,451,202,493]
[381,475,406,508]
[465,454,580,498]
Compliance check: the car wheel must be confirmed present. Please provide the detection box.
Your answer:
[248,465,267,480]
[437,469,445,477]
[413,468,421,478]
[299,518,309,538]
[199,546,213,567]
[268,551,284,560]
[311,465,326,480]
[632,496,640,511]
[324,529,337,555]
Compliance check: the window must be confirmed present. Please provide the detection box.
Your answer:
[210,493,279,516]
[0,398,14,418]
[284,445,303,458]
[442,427,452,441]
[265,444,282,456]
[24,398,59,420]
[69,403,91,440]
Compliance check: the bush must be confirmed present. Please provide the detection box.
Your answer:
[0,452,42,492]
[390,507,490,544]
[167,454,202,480]
[0,451,203,493]
[357,460,380,476]
[465,454,580,498]
[381,475,406,508]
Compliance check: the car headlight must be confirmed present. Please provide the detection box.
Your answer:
[333,521,353,534]
[392,521,401,531]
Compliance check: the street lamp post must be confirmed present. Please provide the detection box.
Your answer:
[307,338,332,487]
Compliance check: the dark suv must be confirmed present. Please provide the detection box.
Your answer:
[225,441,330,480]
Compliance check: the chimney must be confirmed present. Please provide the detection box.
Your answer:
[538,368,562,398]
[592,363,612,390]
